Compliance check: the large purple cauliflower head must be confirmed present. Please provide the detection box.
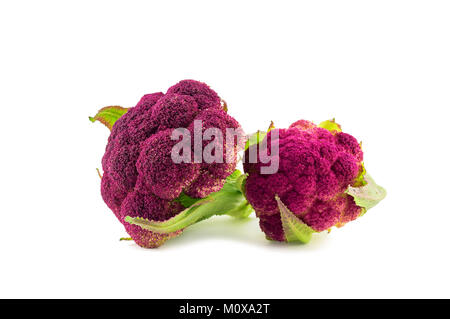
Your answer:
[100,80,243,247]
[243,120,365,242]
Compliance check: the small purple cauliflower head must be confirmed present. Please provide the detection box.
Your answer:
[100,80,243,247]
[243,120,364,241]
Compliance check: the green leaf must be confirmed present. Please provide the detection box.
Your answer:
[235,173,247,194]
[225,169,242,182]
[318,118,342,133]
[89,106,128,130]
[225,200,253,219]
[244,122,275,151]
[175,192,202,208]
[125,170,252,233]
[124,199,213,234]
[275,195,315,243]
[352,162,368,187]
[346,173,386,212]
[244,130,267,151]
[221,99,228,112]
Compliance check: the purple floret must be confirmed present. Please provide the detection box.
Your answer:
[258,214,285,242]
[136,92,165,110]
[243,120,364,240]
[151,93,199,130]
[102,92,163,192]
[331,153,359,186]
[99,80,243,247]
[100,173,127,218]
[184,171,225,198]
[302,200,341,231]
[167,79,222,111]
[135,129,201,200]
[189,108,245,180]
[335,132,364,162]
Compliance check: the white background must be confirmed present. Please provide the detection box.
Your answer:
[1,1,449,298]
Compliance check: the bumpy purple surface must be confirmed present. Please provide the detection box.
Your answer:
[120,191,184,248]
[243,120,364,241]
[100,80,242,247]
[166,79,222,111]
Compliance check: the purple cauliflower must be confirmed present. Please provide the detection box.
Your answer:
[97,80,243,248]
[243,119,375,242]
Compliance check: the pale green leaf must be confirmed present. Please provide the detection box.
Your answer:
[89,105,128,130]
[318,118,342,133]
[276,195,315,243]
[352,162,368,187]
[244,130,267,151]
[346,173,386,211]
[244,122,275,151]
